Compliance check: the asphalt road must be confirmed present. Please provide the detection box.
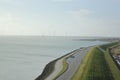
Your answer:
[56,47,91,80]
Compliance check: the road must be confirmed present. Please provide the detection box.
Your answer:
[56,47,91,80]
[45,49,79,80]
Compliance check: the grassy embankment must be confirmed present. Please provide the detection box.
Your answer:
[72,42,120,80]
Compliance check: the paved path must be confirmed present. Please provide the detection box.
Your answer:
[56,47,91,80]
[97,46,105,53]
[45,50,79,80]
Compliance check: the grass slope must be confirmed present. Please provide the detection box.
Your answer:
[85,47,114,80]
[72,47,113,80]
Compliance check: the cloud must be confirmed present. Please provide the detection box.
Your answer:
[51,0,72,2]
[68,9,120,37]
[0,12,27,35]
[0,0,20,5]
[0,0,15,3]
[0,13,13,25]
[70,9,93,17]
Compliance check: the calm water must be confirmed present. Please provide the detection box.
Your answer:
[0,36,107,80]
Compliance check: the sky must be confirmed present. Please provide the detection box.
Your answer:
[0,0,120,37]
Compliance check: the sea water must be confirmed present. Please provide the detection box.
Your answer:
[0,36,107,80]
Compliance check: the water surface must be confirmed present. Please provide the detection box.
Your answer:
[0,36,107,80]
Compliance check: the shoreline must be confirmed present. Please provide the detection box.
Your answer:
[35,41,120,80]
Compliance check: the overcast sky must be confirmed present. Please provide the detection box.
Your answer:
[0,0,120,37]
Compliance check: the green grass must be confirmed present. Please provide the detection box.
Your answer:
[71,43,120,80]
[85,47,114,80]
